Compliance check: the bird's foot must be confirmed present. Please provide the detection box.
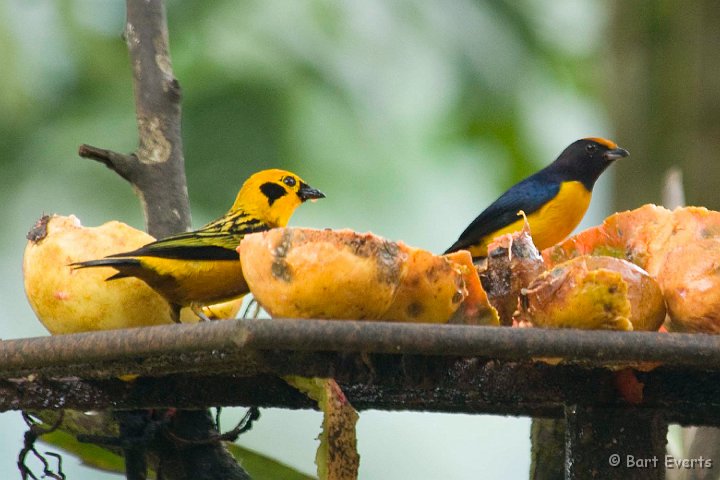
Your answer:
[191,304,212,322]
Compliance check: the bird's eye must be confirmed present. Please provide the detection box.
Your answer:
[283,176,297,187]
[585,144,597,154]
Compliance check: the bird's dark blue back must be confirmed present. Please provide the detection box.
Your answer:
[444,171,562,253]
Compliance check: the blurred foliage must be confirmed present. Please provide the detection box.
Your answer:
[0,0,611,248]
[608,1,720,212]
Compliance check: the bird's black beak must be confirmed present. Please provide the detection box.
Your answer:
[297,182,326,202]
[603,147,629,162]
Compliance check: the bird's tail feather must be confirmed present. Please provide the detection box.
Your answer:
[71,258,141,280]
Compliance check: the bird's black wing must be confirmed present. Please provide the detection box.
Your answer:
[445,173,561,253]
[105,231,245,261]
[105,212,273,261]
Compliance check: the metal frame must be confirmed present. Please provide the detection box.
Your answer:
[3,319,718,479]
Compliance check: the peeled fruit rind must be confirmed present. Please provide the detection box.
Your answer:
[481,222,545,325]
[518,265,632,331]
[23,214,178,333]
[285,376,359,480]
[659,240,720,333]
[580,256,666,331]
[543,204,674,270]
[543,205,720,333]
[516,256,666,332]
[240,227,495,324]
[445,251,499,326]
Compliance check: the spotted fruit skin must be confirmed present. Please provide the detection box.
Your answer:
[516,255,665,332]
[240,227,490,324]
[543,205,720,333]
[23,214,178,334]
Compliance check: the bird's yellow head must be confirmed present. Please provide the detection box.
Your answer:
[230,169,325,227]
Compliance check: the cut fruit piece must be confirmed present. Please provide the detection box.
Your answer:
[240,227,497,324]
[480,221,545,325]
[23,214,178,333]
[516,256,665,332]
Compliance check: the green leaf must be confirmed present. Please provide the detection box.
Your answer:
[226,442,316,480]
[40,429,127,475]
[40,427,315,480]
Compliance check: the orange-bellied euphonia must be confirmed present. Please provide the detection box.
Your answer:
[445,137,629,259]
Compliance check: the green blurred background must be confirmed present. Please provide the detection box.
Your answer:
[2,0,717,478]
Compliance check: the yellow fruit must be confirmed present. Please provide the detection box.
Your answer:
[518,266,632,331]
[23,214,178,333]
[382,246,467,324]
[516,256,665,332]
[543,205,720,333]
[444,250,499,326]
[239,227,487,324]
[659,239,720,333]
[584,257,666,332]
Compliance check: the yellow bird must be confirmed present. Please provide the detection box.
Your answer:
[73,169,325,320]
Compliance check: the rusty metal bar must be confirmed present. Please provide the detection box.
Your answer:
[1,320,720,377]
[2,356,720,426]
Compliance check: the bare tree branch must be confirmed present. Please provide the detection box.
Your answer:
[123,0,190,239]
[77,0,190,239]
[71,1,250,478]
[78,144,136,183]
